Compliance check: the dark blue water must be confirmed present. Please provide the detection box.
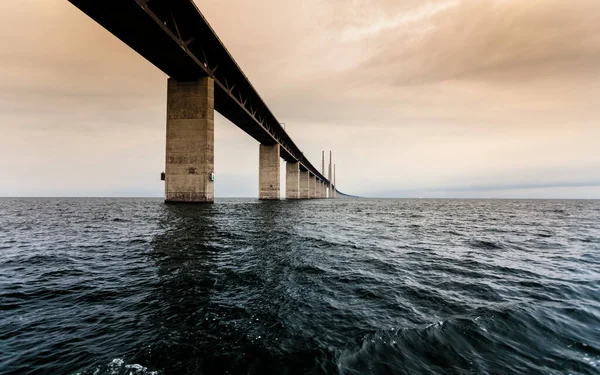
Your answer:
[1,198,599,374]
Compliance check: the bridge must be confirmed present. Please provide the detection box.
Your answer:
[68,0,345,202]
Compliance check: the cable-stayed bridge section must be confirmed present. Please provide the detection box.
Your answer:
[68,0,345,202]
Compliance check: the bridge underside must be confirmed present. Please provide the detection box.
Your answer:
[68,0,327,173]
[68,0,343,201]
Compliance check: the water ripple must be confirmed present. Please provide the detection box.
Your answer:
[0,198,599,374]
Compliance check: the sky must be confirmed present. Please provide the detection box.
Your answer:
[1,0,599,198]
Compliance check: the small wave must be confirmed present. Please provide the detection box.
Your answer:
[336,305,594,374]
[469,239,503,250]
[336,316,492,374]
[128,238,148,244]
[39,268,86,279]
[76,358,159,375]
[2,253,73,268]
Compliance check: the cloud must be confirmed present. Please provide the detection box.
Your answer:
[337,0,600,85]
[340,1,459,42]
[0,0,598,197]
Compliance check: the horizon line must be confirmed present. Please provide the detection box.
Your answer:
[1,196,599,200]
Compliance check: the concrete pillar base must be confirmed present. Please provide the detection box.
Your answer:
[165,77,215,203]
[259,144,280,200]
[286,162,300,199]
[309,174,317,199]
[299,170,309,199]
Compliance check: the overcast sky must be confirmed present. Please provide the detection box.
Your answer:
[1,0,599,198]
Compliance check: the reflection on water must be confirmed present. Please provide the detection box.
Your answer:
[140,202,335,374]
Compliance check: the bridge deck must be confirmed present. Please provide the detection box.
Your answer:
[68,0,330,182]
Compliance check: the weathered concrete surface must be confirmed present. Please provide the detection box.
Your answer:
[165,77,214,203]
[309,175,317,199]
[286,162,300,200]
[299,170,309,199]
[328,151,333,199]
[259,144,280,200]
[334,164,337,198]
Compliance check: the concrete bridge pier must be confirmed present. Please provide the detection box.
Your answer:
[286,162,300,199]
[309,174,317,199]
[165,77,215,203]
[259,144,280,200]
[333,164,337,198]
[299,170,310,199]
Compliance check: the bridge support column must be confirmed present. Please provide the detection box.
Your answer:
[286,162,300,199]
[299,170,309,199]
[321,182,326,199]
[165,77,214,203]
[259,144,280,200]
[309,174,317,199]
